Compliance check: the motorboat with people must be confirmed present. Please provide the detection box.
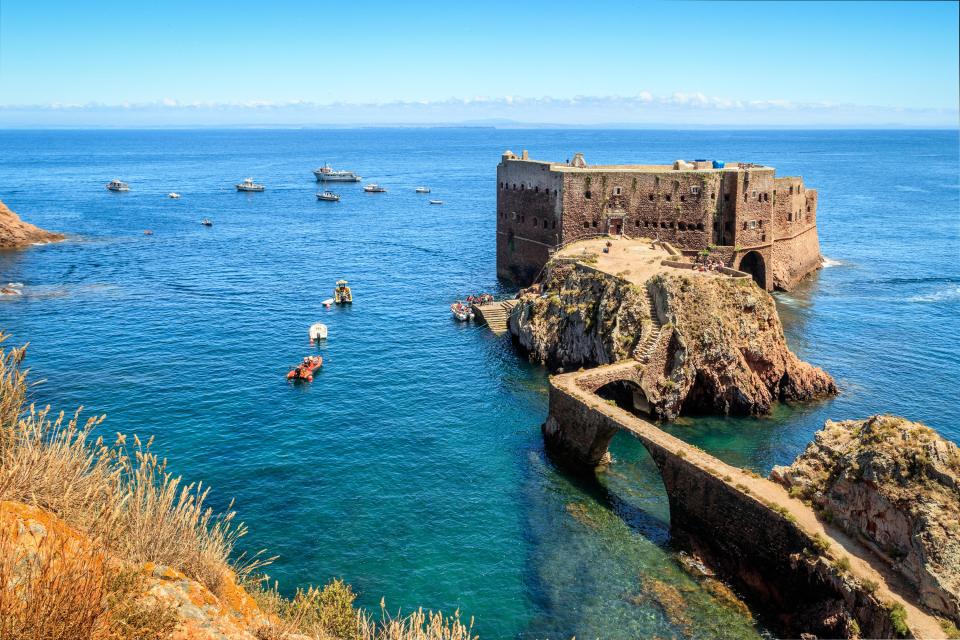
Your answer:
[334,280,353,304]
[236,178,265,192]
[106,179,129,192]
[309,322,328,342]
[415,186,431,193]
[201,218,213,226]
[168,192,181,199]
[313,163,361,182]
[287,355,323,382]
[450,301,474,322]
[429,200,443,205]
[363,183,386,193]
[317,190,341,202]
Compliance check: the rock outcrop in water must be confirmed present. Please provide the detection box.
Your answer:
[0,199,63,249]
[509,259,836,418]
[772,415,960,625]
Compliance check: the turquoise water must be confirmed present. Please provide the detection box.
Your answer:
[1,129,957,638]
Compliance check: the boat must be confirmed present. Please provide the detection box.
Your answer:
[106,179,129,192]
[313,163,362,182]
[317,191,341,202]
[363,183,386,193]
[415,186,431,193]
[168,192,181,199]
[334,280,353,304]
[322,298,334,307]
[309,322,328,342]
[450,301,473,322]
[201,218,213,226]
[429,200,443,205]
[236,178,265,192]
[287,355,323,382]
[143,230,154,236]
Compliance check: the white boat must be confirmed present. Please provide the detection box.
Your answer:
[201,218,213,226]
[415,186,431,193]
[236,178,265,192]
[106,179,129,192]
[309,322,328,341]
[429,200,443,205]
[317,191,341,201]
[313,164,361,182]
[450,302,473,322]
[363,183,386,193]
[322,298,335,307]
[168,192,181,199]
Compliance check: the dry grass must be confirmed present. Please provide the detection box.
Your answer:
[0,334,268,596]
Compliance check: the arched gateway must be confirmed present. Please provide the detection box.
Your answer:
[738,251,766,287]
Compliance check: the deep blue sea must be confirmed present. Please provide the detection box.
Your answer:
[1,129,958,639]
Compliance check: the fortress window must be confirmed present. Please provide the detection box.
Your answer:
[661,222,667,228]
[648,194,655,201]
[512,183,516,190]
[521,215,525,222]
[534,186,539,193]
[583,222,590,229]
[761,234,766,242]
[521,184,525,190]
[697,223,705,231]
[585,191,592,199]
[743,193,748,202]
[673,180,680,190]
[711,192,716,200]
[552,220,557,229]
[665,194,672,202]
[678,222,687,231]
[787,213,793,222]
[806,205,811,213]
[613,186,622,196]
[532,217,538,227]
[764,193,769,202]
[680,195,686,202]
[789,186,794,195]
[724,193,730,202]
[635,220,640,227]
[592,220,598,228]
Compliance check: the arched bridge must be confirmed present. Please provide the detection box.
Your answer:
[544,363,945,639]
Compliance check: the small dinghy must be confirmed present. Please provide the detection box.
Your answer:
[415,186,431,193]
[429,200,443,205]
[450,301,473,322]
[106,179,129,192]
[309,323,328,342]
[322,298,335,308]
[168,192,181,199]
[201,218,213,226]
[287,355,323,382]
[317,191,340,201]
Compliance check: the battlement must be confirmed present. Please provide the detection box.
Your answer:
[496,150,822,291]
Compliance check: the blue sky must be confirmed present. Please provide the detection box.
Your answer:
[0,0,957,127]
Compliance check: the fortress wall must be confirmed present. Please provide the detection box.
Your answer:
[731,168,776,248]
[497,160,564,283]
[770,225,823,291]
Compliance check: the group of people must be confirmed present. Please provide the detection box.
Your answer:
[465,293,494,305]
[287,355,323,382]
[693,254,725,273]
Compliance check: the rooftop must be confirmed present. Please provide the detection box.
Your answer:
[501,150,772,174]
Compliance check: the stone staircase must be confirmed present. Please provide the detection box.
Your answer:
[473,300,519,335]
[633,289,664,363]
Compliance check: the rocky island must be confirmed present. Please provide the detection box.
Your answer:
[0,199,63,249]
[509,237,836,419]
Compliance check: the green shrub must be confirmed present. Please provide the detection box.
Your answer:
[888,602,909,637]
[832,555,851,573]
[810,533,831,554]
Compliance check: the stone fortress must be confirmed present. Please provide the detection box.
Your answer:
[496,150,823,290]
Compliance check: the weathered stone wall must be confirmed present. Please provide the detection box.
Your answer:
[770,225,823,290]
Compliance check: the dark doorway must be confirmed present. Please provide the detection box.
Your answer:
[608,218,623,236]
[739,251,766,288]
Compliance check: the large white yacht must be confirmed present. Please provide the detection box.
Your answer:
[235,178,265,192]
[313,163,361,182]
[106,179,130,192]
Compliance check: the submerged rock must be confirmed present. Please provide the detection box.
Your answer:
[771,415,960,624]
[0,199,64,249]
[510,260,836,418]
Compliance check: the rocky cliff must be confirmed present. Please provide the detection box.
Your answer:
[509,260,836,419]
[0,199,63,249]
[772,415,960,625]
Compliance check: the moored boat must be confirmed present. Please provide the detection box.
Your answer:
[313,164,361,182]
[317,190,341,201]
[334,280,353,304]
[168,192,181,199]
[106,179,129,192]
[236,178,265,192]
[287,355,323,382]
[415,186,431,193]
[363,183,386,193]
[429,200,443,205]
[201,218,213,226]
[450,301,473,322]
[309,322,328,342]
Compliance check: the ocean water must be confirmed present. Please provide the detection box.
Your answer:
[0,129,957,639]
